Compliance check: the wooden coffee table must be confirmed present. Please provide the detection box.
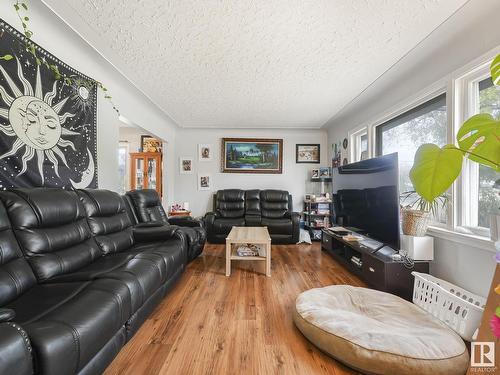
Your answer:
[225,226,271,277]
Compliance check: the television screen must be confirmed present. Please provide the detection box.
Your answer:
[332,153,400,249]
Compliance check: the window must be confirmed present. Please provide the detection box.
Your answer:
[118,141,129,195]
[462,77,500,231]
[478,78,500,229]
[351,128,368,162]
[346,52,499,239]
[375,94,448,222]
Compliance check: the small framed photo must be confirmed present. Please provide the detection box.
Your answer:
[198,173,211,190]
[198,144,213,161]
[296,144,320,163]
[311,169,319,179]
[141,135,162,153]
[319,167,331,177]
[179,157,193,174]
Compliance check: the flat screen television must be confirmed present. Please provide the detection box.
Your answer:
[332,153,400,250]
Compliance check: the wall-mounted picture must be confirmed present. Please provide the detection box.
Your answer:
[319,167,331,177]
[198,173,211,190]
[0,19,98,189]
[141,135,162,153]
[198,144,213,161]
[221,138,283,174]
[311,169,319,179]
[179,157,193,174]
[296,144,320,163]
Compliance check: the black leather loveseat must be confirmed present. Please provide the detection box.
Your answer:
[204,189,300,244]
[0,187,192,375]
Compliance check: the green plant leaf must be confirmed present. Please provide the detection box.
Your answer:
[457,113,500,171]
[0,55,13,61]
[410,144,463,203]
[492,54,500,86]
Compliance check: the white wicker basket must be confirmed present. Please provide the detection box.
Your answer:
[411,272,486,341]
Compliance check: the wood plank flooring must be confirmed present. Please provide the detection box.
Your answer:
[104,242,365,375]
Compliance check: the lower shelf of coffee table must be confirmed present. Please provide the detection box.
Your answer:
[230,255,267,261]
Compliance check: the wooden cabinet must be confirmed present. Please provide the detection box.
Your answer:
[130,152,162,196]
[321,229,429,301]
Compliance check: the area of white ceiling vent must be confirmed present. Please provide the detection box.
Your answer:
[48,0,468,128]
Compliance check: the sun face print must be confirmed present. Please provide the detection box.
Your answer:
[0,57,79,184]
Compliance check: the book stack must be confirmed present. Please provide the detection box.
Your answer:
[317,203,330,215]
[236,244,265,257]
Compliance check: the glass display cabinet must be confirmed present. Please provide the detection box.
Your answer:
[130,152,162,196]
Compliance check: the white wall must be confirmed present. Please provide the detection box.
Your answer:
[174,128,328,217]
[0,2,178,200]
[324,0,500,297]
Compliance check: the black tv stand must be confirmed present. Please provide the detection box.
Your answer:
[321,229,429,301]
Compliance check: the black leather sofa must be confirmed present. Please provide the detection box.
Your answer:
[204,189,300,244]
[124,189,206,262]
[0,187,189,375]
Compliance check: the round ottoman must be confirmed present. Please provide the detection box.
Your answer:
[293,285,469,375]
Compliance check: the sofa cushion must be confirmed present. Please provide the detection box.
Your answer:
[45,252,166,312]
[260,190,290,219]
[128,240,186,280]
[7,279,132,375]
[0,189,101,282]
[213,217,245,234]
[293,285,469,375]
[126,189,168,223]
[245,189,261,216]
[78,189,135,254]
[215,189,245,218]
[0,200,37,306]
[261,218,292,235]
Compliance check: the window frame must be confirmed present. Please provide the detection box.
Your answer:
[349,126,368,162]
[454,63,496,237]
[343,46,500,245]
[118,141,130,194]
[373,92,448,226]
[374,93,447,157]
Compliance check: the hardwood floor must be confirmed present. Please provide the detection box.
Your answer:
[104,242,365,375]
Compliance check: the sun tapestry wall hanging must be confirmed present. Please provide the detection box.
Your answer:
[0,19,97,189]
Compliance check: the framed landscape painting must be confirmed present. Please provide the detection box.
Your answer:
[221,138,283,174]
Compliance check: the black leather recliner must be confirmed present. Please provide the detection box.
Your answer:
[124,189,206,262]
[205,189,300,244]
[0,188,187,375]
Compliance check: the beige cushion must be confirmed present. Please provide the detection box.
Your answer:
[293,285,469,375]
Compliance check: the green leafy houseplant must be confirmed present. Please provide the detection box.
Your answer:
[406,54,500,235]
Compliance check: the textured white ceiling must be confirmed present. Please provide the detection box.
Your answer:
[53,0,467,128]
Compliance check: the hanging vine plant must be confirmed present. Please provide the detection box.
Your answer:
[1,1,119,114]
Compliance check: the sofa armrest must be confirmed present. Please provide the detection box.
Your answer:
[133,224,179,243]
[290,212,300,243]
[0,322,33,375]
[203,211,218,229]
[134,221,165,228]
[168,216,204,228]
[0,308,15,323]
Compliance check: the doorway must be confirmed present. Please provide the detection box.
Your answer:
[118,121,164,197]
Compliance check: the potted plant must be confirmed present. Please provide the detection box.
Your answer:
[400,191,448,236]
[404,54,500,236]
